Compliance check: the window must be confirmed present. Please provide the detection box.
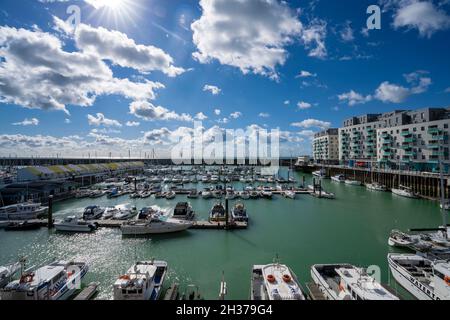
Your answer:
[445,124,448,129]
[413,127,417,132]
[421,127,425,131]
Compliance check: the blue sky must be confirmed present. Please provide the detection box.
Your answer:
[0,0,449,158]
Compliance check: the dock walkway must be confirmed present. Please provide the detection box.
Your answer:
[306,282,326,300]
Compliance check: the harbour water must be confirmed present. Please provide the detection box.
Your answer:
[0,168,446,300]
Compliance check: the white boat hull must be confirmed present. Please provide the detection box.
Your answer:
[121,222,191,235]
[55,224,95,232]
[392,189,417,198]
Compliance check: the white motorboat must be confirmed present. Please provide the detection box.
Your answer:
[388,229,419,247]
[251,263,306,300]
[440,202,450,211]
[114,260,167,300]
[391,186,418,199]
[240,191,250,200]
[211,175,219,184]
[102,206,118,220]
[0,202,48,221]
[231,203,248,222]
[312,170,326,178]
[0,260,88,300]
[344,179,361,186]
[225,190,237,200]
[310,189,336,199]
[165,191,176,200]
[140,191,152,199]
[249,191,260,199]
[82,206,104,220]
[388,253,450,300]
[311,264,399,300]
[54,216,98,233]
[113,204,138,220]
[88,190,104,198]
[0,262,21,289]
[172,202,195,220]
[209,203,226,222]
[282,190,296,199]
[121,216,192,235]
[366,183,387,192]
[201,190,213,199]
[331,174,345,183]
[261,190,273,199]
[187,190,199,199]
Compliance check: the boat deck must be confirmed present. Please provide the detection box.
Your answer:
[73,282,99,300]
[305,282,326,300]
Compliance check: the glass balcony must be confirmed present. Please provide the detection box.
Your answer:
[401,130,411,136]
[381,133,390,139]
[428,127,442,135]
[403,137,415,143]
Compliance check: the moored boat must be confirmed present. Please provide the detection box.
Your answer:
[311,264,399,300]
[231,203,248,222]
[172,202,195,220]
[113,260,167,300]
[121,216,192,235]
[0,202,48,221]
[82,206,104,220]
[366,183,387,192]
[0,262,21,289]
[250,263,306,300]
[209,203,226,222]
[391,186,418,199]
[331,174,345,183]
[4,221,41,231]
[54,216,98,233]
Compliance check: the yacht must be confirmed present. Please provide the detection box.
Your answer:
[209,203,226,222]
[249,191,260,199]
[0,260,88,300]
[344,179,361,186]
[388,253,450,300]
[250,263,306,300]
[82,206,104,220]
[172,202,195,220]
[0,202,48,221]
[0,262,21,289]
[211,175,219,184]
[102,206,118,220]
[54,216,98,233]
[121,216,192,235]
[261,190,273,199]
[113,204,138,220]
[366,183,387,192]
[331,174,345,183]
[388,229,419,248]
[240,191,250,200]
[140,191,152,199]
[165,191,176,200]
[201,176,210,183]
[282,190,296,199]
[113,260,167,300]
[231,203,248,222]
[88,190,104,198]
[312,170,326,178]
[187,190,199,199]
[311,264,399,300]
[392,186,418,199]
[201,190,213,199]
[225,190,237,200]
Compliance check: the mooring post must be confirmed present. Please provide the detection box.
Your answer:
[225,198,229,230]
[48,195,54,228]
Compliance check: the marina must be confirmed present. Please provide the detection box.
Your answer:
[0,166,448,300]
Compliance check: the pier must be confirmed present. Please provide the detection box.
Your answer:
[305,282,326,300]
[73,282,99,300]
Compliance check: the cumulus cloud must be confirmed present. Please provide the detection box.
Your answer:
[301,19,328,59]
[258,113,270,118]
[214,109,221,116]
[0,25,164,114]
[87,113,122,127]
[191,0,302,79]
[230,111,242,119]
[12,118,39,126]
[125,121,140,127]
[203,84,221,95]
[195,112,208,120]
[291,119,331,130]
[338,90,373,106]
[129,100,193,122]
[338,70,432,105]
[296,70,316,78]
[74,23,185,76]
[297,101,313,110]
[339,21,355,42]
[382,0,450,37]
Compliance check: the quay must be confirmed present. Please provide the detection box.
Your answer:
[305,282,326,300]
[308,164,450,200]
[73,282,99,300]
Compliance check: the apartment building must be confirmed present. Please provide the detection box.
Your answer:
[313,128,339,163]
[338,107,450,172]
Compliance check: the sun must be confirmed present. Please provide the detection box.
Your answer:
[86,0,143,30]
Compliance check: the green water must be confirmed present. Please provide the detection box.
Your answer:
[0,168,447,300]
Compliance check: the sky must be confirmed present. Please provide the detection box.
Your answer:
[0,0,449,158]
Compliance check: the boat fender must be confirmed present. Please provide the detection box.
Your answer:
[445,276,450,286]
[267,274,276,283]
[282,274,292,283]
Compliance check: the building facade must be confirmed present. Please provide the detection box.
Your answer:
[313,129,339,163]
[337,108,450,172]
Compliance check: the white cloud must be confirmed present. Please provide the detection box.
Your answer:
[284,100,290,105]
[338,90,373,106]
[12,118,39,126]
[392,1,450,37]
[340,21,354,42]
[0,25,164,114]
[374,81,411,103]
[297,101,313,110]
[65,118,71,124]
[125,121,140,127]
[296,70,316,78]
[214,109,221,116]
[203,84,221,95]
[74,23,185,77]
[195,112,208,120]
[87,113,122,127]
[129,101,193,122]
[301,19,327,59]
[191,0,302,79]
[230,111,242,119]
[291,119,331,130]
[258,112,270,118]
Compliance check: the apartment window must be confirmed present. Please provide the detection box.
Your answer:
[445,124,449,129]
[422,155,425,160]
[418,134,422,138]
[396,130,399,134]
[421,127,424,131]
[390,130,393,134]
[421,113,425,119]
[413,127,417,132]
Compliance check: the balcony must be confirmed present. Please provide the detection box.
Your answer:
[428,127,442,135]
[381,133,390,139]
[401,144,412,150]
[366,141,375,147]
[381,146,391,151]
[404,150,416,157]
[403,137,415,143]
[401,130,412,137]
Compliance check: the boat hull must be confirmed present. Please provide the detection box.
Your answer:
[121,223,191,235]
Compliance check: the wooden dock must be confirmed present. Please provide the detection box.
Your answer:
[73,282,99,300]
[191,220,248,229]
[306,282,326,300]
